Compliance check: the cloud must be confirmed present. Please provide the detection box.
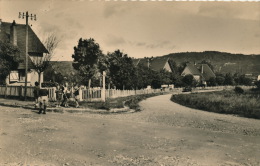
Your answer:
[104,34,126,46]
[198,3,260,21]
[103,3,133,18]
[136,40,172,49]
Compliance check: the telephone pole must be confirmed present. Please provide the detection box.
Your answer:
[19,11,36,100]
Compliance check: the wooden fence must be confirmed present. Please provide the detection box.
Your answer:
[0,85,256,102]
[0,85,56,101]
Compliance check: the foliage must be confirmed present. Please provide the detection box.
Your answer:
[224,73,235,85]
[107,50,136,90]
[215,75,225,85]
[234,74,253,86]
[234,86,244,94]
[41,82,57,87]
[0,41,20,84]
[255,80,260,89]
[32,33,60,85]
[171,90,260,119]
[182,74,195,87]
[72,38,103,87]
[207,77,217,86]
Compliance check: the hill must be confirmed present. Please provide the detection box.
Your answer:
[152,51,260,75]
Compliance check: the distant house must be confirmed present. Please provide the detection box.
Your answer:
[133,57,173,72]
[0,20,48,85]
[181,63,215,83]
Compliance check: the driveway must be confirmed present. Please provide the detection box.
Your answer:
[0,94,259,166]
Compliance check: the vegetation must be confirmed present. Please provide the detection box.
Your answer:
[32,33,60,86]
[72,38,104,88]
[165,51,260,75]
[171,89,260,119]
[78,93,163,111]
[0,41,20,84]
[69,38,258,90]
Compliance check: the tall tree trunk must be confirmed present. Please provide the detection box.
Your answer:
[38,71,42,88]
[88,79,91,89]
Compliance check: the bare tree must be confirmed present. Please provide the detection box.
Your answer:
[31,33,59,87]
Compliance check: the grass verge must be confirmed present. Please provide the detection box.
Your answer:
[171,88,260,119]
[79,92,164,111]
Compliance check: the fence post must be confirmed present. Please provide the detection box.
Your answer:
[4,84,7,98]
[78,88,83,101]
[19,85,23,99]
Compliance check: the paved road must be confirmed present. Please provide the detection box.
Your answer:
[0,94,260,166]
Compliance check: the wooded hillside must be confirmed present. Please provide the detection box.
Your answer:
[160,51,260,75]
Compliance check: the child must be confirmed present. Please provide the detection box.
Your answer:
[38,88,49,114]
[55,84,63,107]
[73,85,80,108]
[33,81,40,108]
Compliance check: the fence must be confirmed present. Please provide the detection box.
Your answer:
[0,85,56,101]
[0,85,257,102]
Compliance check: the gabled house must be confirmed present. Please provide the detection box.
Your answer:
[0,19,48,86]
[181,63,216,83]
[133,57,173,72]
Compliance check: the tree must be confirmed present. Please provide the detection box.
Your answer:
[207,77,217,86]
[107,50,136,90]
[182,74,195,87]
[72,38,103,88]
[215,75,225,85]
[0,41,20,84]
[31,33,59,86]
[224,73,235,85]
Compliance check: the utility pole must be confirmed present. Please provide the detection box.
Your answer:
[19,11,36,100]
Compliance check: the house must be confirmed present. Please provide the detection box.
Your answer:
[133,57,173,72]
[0,19,48,86]
[181,63,216,83]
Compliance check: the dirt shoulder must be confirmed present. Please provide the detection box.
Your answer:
[0,94,260,166]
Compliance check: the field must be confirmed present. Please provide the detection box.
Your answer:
[171,88,260,119]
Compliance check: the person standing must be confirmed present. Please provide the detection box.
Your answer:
[61,82,69,107]
[55,84,63,107]
[33,81,40,108]
[73,84,80,108]
[38,88,49,114]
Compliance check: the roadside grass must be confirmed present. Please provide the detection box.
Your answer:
[171,88,260,119]
[78,92,164,111]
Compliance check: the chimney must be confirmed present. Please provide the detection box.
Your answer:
[201,64,204,74]
[10,20,17,46]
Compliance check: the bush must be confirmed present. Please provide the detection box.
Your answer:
[41,82,57,87]
[255,80,260,89]
[234,86,244,94]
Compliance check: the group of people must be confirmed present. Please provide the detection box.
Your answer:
[33,81,80,114]
[55,83,80,108]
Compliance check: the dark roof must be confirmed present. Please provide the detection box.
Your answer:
[150,57,169,71]
[0,21,48,69]
[197,64,216,80]
[185,63,201,75]
[134,57,171,72]
[183,63,215,80]
[0,21,48,53]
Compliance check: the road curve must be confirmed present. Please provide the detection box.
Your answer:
[138,93,260,136]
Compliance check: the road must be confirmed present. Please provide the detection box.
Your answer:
[0,94,260,166]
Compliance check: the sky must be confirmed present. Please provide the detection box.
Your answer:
[0,0,260,61]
